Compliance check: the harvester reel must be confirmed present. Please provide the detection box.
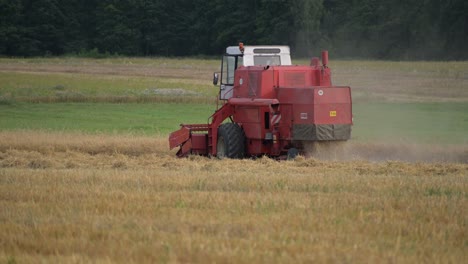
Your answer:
[216,123,245,159]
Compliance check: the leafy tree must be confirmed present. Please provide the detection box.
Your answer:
[0,0,467,59]
[439,0,468,59]
[290,0,324,56]
[211,0,258,53]
[0,0,22,55]
[19,0,66,56]
[135,0,164,55]
[94,0,141,55]
[60,0,98,54]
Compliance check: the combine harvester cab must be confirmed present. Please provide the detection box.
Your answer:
[169,43,352,158]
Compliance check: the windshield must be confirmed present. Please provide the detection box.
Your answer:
[222,55,236,85]
[254,55,281,66]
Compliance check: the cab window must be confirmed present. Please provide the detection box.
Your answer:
[254,55,281,66]
[222,55,236,85]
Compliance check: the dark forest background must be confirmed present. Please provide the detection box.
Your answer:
[0,0,467,59]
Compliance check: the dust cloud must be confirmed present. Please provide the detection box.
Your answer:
[304,141,467,163]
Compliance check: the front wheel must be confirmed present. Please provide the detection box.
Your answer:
[216,123,245,159]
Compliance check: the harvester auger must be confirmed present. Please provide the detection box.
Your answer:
[169,43,352,159]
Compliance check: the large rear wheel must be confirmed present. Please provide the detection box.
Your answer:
[216,123,245,159]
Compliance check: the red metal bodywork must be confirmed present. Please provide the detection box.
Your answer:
[169,51,352,157]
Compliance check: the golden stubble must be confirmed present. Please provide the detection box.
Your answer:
[0,131,467,263]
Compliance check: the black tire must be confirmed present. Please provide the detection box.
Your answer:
[217,123,245,159]
[287,148,299,160]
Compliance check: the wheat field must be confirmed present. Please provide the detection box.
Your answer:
[0,131,466,263]
[1,57,467,262]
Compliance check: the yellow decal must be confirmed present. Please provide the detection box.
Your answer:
[330,110,337,117]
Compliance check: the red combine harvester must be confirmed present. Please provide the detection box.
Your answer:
[169,43,352,159]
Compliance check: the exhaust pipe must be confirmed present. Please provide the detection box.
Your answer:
[321,50,328,67]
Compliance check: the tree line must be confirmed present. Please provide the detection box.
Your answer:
[1,0,467,59]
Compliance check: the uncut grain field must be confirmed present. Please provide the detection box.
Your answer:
[0,57,467,263]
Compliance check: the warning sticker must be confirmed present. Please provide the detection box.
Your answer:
[330,111,337,117]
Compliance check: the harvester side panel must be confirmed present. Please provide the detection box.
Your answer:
[229,99,281,156]
[313,87,352,125]
[190,134,208,155]
[276,104,293,140]
[276,85,352,142]
[233,67,276,99]
[234,107,260,123]
[235,106,268,140]
[279,70,309,88]
[277,66,331,87]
